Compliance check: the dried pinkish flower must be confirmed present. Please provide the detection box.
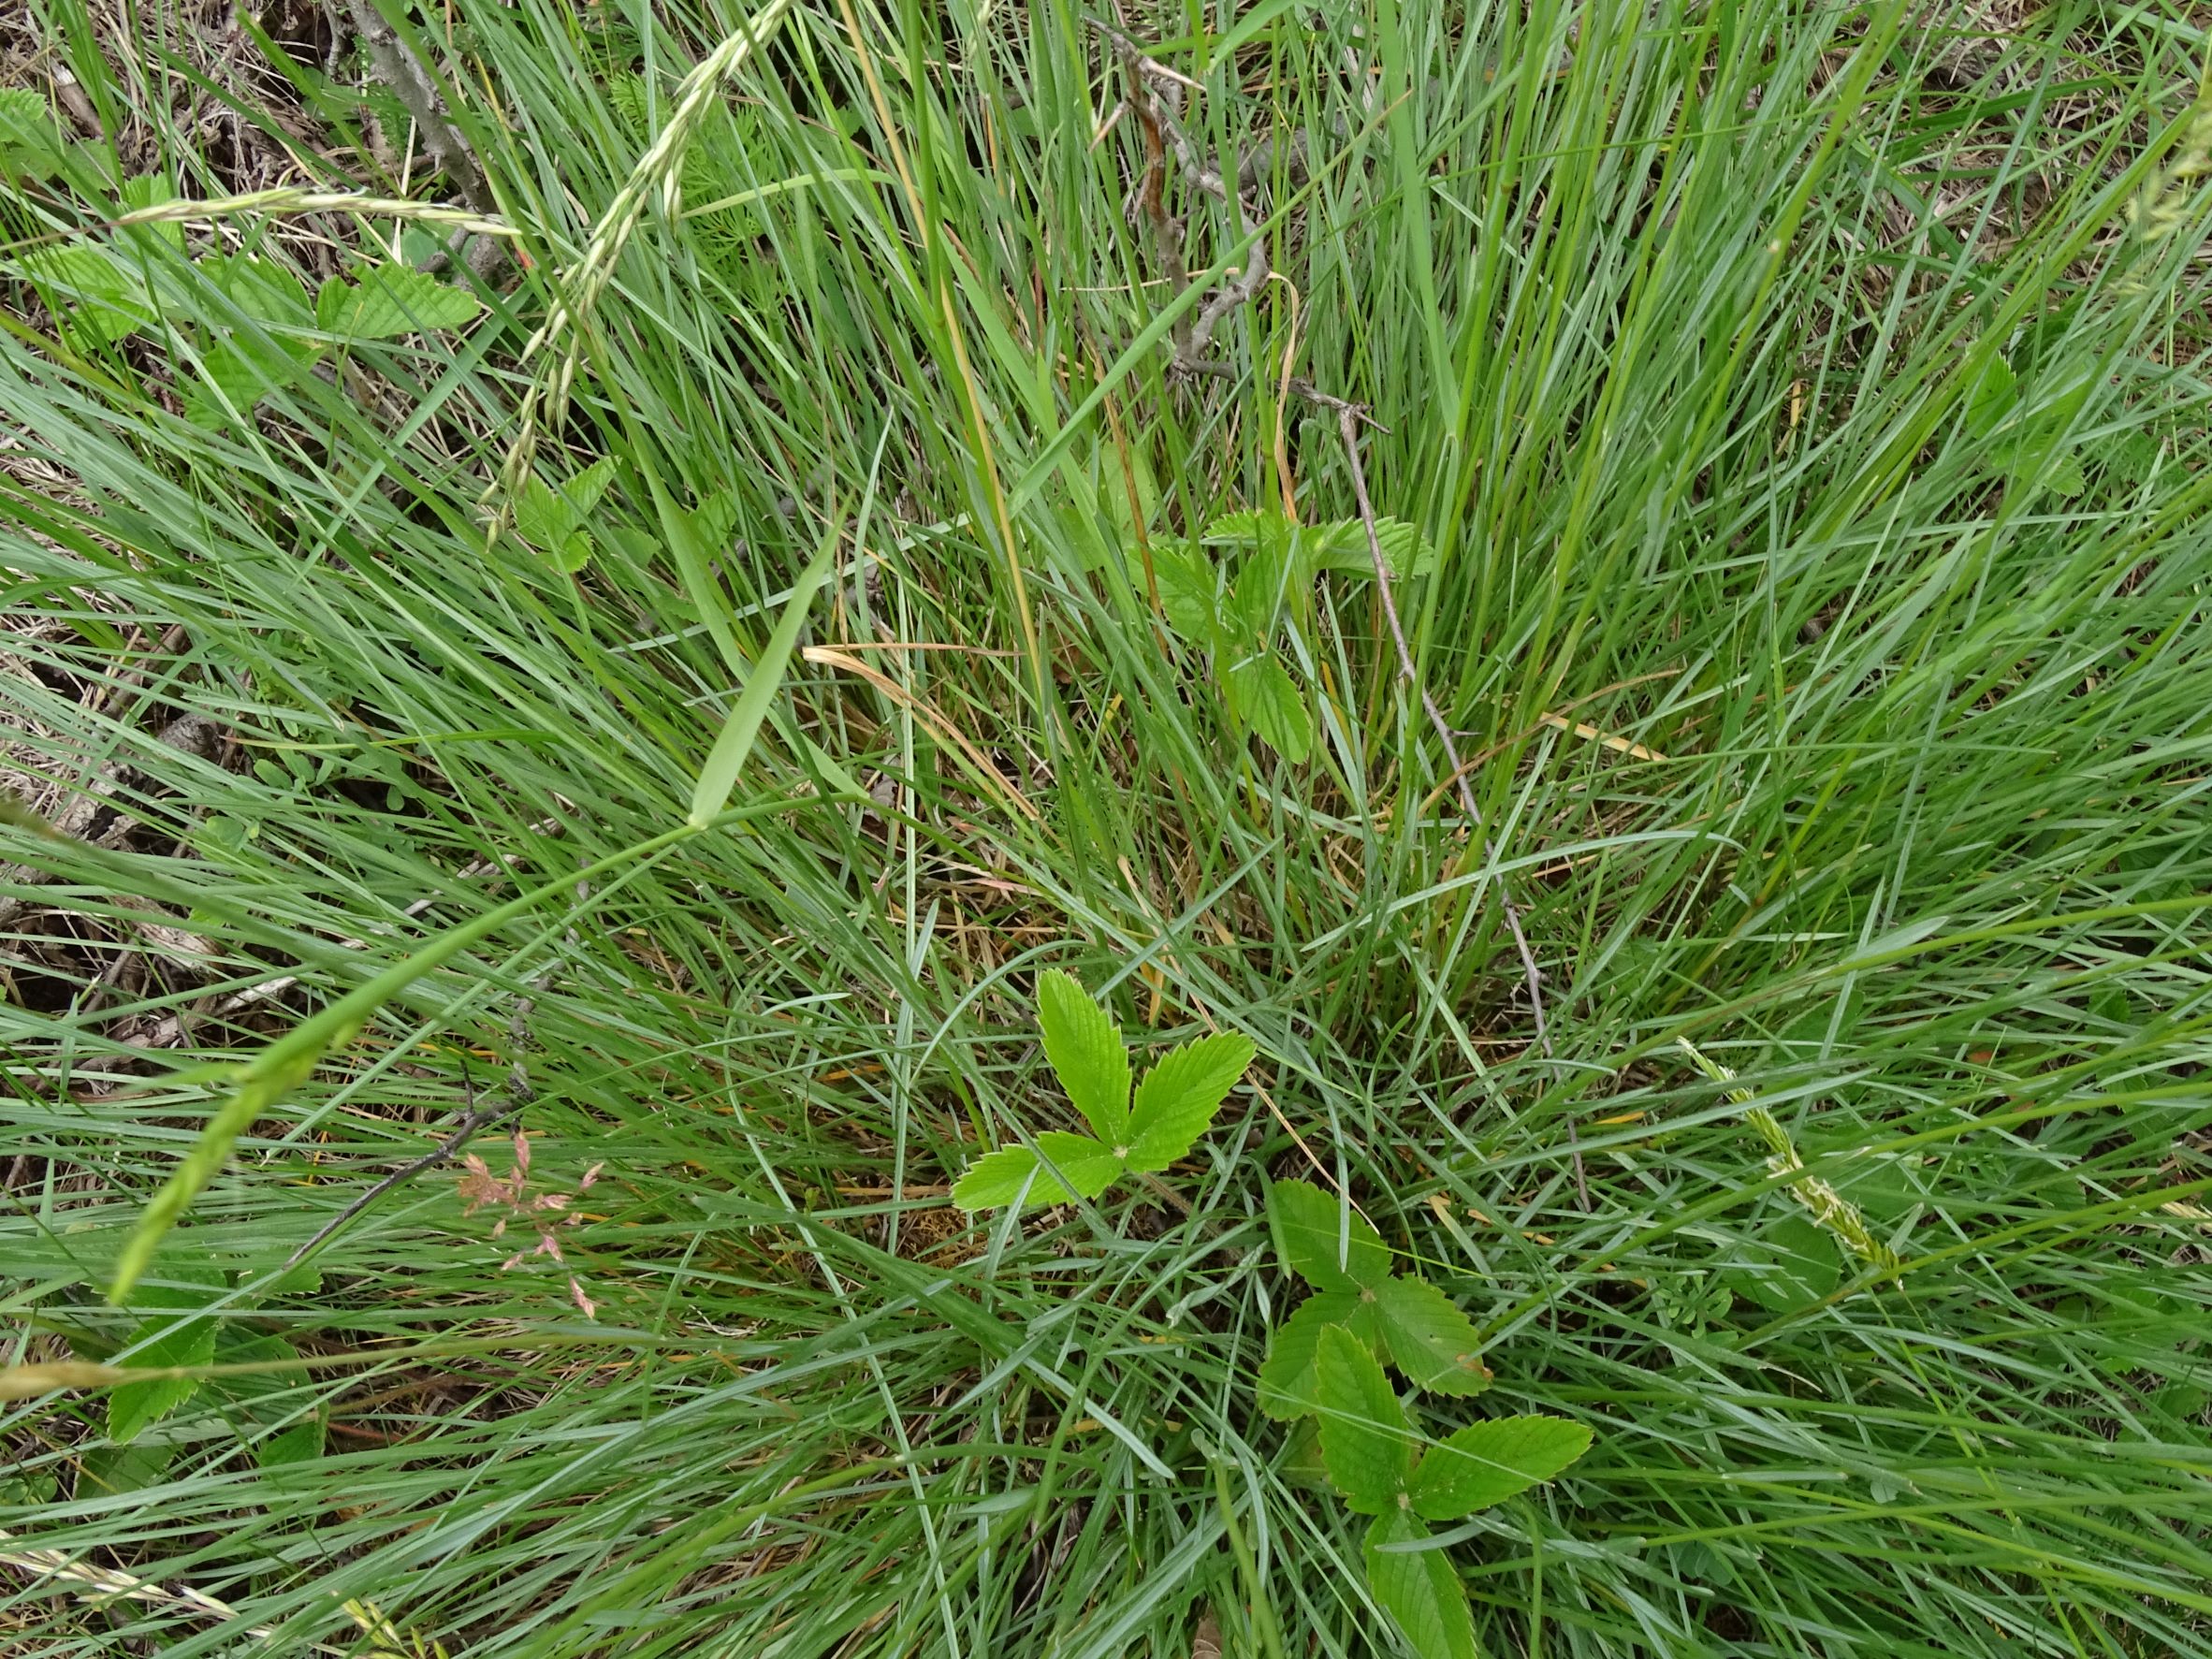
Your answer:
[455,1134,604,1315]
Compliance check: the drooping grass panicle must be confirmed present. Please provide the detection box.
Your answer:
[2125,48,2212,245]
[485,0,796,532]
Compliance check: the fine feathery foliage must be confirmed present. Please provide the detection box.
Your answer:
[4,0,2212,1655]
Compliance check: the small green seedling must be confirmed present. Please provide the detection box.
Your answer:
[1146,510,1433,762]
[1259,1181,1591,1659]
[952,971,1255,1209]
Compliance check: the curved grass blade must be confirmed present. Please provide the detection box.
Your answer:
[109,796,815,1300]
[687,541,837,828]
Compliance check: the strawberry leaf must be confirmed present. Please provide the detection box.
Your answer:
[109,1315,215,1444]
[1036,970,1129,1143]
[1256,1289,1379,1419]
[1374,1276,1492,1397]
[1146,538,1224,641]
[1032,1131,1123,1200]
[1314,1325,1413,1515]
[1365,1508,1477,1659]
[1224,654,1313,762]
[315,263,482,340]
[1267,1178,1390,1291]
[1409,1415,1592,1521]
[952,1133,1120,1210]
[1124,1030,1255,1170]
[951,1145,1042,1210]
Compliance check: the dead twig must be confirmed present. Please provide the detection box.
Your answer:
[1091,18,1268,371]
[343,0,493,215]
[1099,28,1191,357]
[340,0,506,279]
[282,1084,520,1273]
[1186,186,1267,365]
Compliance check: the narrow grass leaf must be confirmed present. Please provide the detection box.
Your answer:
[110,800,807,1297]
[686,545,834,828]
[0,1361,126,1401]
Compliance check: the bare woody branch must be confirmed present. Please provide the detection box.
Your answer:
[1092,18,1267,371]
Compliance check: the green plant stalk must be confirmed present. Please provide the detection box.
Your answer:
[1212,1458,1288,1659]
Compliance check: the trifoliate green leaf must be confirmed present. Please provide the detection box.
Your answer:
[1036,969,1129,1144]
[952,1145,1044,1209]
[1202,509,1433,579]
[1373,1276,1492,1397]
[1281,1415,1330,1490]
[952,1133,1119,1210]
[78,1441,173,1495]
[1364,1507,1477,1659]
[1124,1030,1255,1170]
[1198,508,1276,546]
[2037,448,2087,501]
[513,458,618,566]
[1314,1325,1413,1515]
[1964,352,2016,440]
[27,245,153,348]
[1032,1131,1122,1200]
[1267,1178,1390,1292]
[0,89,67,180]
[514,476,579,551]
[689,486,742,551]
[1408,1414,1592,1520]
[1721,1214,1838,1316]
[215,254,314,328]
[1305,517,1433,578]
[116,175,182,250]
[258,1418,324,1469]
[108,1315,215,1444]
[1227,530,1303,636]
[211,1332,298,1404]
[1145,538,1222,641]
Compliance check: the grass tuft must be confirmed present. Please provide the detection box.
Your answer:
[4,0,2211,1653]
